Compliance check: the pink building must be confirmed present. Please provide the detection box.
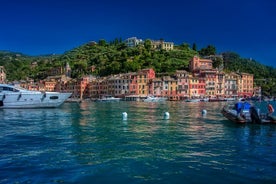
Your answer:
[128,73,138,95]
[175,70,189,99]
[189,56,213,72]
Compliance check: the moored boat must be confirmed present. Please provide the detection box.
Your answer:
[0,84,72,109]
[221,101,276,124]
[185,98,200,102]
[143,95,167,102]
[96,95,121,102]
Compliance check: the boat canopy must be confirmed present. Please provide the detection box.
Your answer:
[235,101,251,113]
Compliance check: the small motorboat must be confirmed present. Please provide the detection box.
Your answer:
[185,98,200,102]
[96,95,121,102]
[143,95,167,102]
[221,101,276,124]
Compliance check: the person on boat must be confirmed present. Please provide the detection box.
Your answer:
[267,103,274,116]
[235,102,242,113]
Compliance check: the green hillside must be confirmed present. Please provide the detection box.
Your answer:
[0,39,276,95]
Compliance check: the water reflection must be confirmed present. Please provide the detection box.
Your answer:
[1,101,276,183]
[68,101,230,165]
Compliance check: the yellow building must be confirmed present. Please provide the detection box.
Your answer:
[151,40,174,50]
[239,73,254,97]
[224,72,240,97]
[137,69,155,96]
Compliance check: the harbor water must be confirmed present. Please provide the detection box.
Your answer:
[1,101,276,183]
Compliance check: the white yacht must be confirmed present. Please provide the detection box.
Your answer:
[0,84,72,108]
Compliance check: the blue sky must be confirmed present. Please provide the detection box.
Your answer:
[1,0,276,67]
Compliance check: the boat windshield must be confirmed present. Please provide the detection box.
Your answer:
[0,86,19,92]
[0,85,28,92]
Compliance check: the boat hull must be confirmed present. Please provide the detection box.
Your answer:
[143,96,167,102]
[96,97,122,102]
[221,107,246,124]
[221,105,276,124]
[0,92,71,109]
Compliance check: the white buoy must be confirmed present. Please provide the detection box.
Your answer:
[164,112,170,120]
[122,112,128,120]
[202,109,207,115]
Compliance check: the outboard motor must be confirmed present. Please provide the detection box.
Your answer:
[250,107,261,124]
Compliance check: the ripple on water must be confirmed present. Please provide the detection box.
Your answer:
[1,101,276,183]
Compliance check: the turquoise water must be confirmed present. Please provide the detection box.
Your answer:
[1,101,276,183]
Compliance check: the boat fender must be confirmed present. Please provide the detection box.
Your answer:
[122,112,127,120]
[2,94,5,100]
[202,109,207,115]
[164,112,170,120]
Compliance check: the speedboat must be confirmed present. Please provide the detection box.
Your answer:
[0,84,72,109]
[143,95,167,102]
[96,95,121,102]
[221,101,276,124]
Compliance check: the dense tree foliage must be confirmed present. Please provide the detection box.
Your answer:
[0,40,275,95]
[199,45,216,56]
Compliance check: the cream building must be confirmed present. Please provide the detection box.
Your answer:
[151,39,174,50]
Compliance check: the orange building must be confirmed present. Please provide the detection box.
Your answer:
[137,68,155,96]
[43,79,57,92]
[189,56,213,72]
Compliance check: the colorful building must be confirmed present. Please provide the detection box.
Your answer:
[151,39,174,50]
[137,69,155,96]
[161,76,178,101]
[238,73,254,97]
[216,72,225,97]
[152,78,163,97]
[189,75,200,98]
[3,54,256,100]
[175,70,190,99]
[189,56,213,72]
[125,37,143,47]
[198,69,217,97]
[224,72,239,97]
